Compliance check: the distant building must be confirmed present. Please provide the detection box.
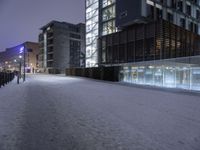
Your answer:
[38,21,85,74]
[0,42,39,73]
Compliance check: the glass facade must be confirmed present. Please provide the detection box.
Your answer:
[99,20,200,65]
[120,56,200,91]
[86,0,117,67]
[86,0,99,67]
[146,0,200,35]
[102,20,116,35]
[102,0,115,8]
[101,1,116,36]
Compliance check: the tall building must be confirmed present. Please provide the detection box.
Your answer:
[0,42,39,73]
[86,0,200,67]
[116,0,200,33]
[38,21,85,74]
[86,0,117,67]
[85,0,200,91]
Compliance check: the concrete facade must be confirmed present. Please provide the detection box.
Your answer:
[38,21,85,74]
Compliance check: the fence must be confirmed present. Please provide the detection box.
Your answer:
[66,66,120,82]
[0,72,15,88]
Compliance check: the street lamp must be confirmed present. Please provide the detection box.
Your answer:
[19,55,22,78]
[17,55,22,84]
[19,46,26,82]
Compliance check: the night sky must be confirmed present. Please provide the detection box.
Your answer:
[0,0,85,51]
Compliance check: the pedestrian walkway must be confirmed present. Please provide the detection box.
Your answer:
[0,74,200,150]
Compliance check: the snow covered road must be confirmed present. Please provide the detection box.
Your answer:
[0,74,200,150]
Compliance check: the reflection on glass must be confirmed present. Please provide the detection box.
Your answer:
[145,67,154,85]
[120,56,200,91]
[154,67,163,86]
[191,68,200,90]
[176,68,190,89]
[164,67,176,88]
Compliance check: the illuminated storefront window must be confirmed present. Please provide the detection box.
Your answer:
[120,56,200,91]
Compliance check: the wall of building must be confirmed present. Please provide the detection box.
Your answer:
[0,42,39,73]
[85,0,200,68]
[78,23,86,67]
[116,0,142,27]
[99,20,200,65]
[144,0,200,34]
[39,21,85,74]
[25,42,39,73]
[53,23,70,71]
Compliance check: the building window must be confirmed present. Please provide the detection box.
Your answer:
[102,20,116,35]
[102,0,115,8]
[47,54,53,60]
[177,1,183,12]
[189,21,194,32]
[186,4,191,16]
[146,4,154,19]
[180,18,186,28]
[156,8,162,19]
[194,24,198,34]
[171,0,176,8]
[167,13,173,23]
[196,9,200,20]
[70,33,81,39]
[47,32,53,38]
[101,38,106,63]
[102,5,115,21]
[47,39,53,45]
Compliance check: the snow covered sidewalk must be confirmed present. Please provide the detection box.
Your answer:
[0,74,200,150]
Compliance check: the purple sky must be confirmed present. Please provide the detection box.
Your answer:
[0,0,85,51]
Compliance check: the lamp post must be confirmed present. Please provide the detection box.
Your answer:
[18,55,22,84]
[19,46,26,82]
[23,46,26,82]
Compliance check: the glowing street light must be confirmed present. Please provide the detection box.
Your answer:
[19,45,26,82]
[18,55,22,81]
[19,46,24,54]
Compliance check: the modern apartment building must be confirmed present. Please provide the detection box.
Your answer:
[38,21,85,74]
[0,42,39,73]
[85,0,200,91]
[86,0,200,67]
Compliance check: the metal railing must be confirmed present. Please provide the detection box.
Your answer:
[0,72,15,88]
